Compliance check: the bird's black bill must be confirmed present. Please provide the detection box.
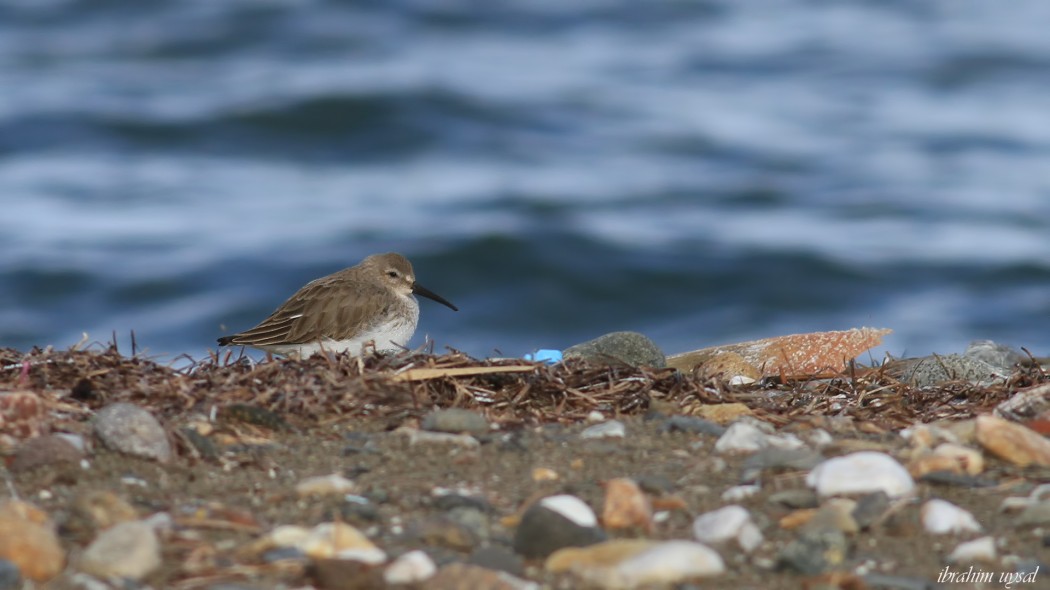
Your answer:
[413,283,459,311]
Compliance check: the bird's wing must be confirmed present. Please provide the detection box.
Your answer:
[226,278,391,346]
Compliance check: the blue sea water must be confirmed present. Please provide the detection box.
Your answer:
[1,0,1049,363]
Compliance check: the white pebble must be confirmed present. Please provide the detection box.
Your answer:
[806,452,915,498]
[295,473,356,497]
[715,421,803,453]
[405,430,480,448]
[949,536,997,563]
[580,420,626,439]
[692,505,764,553]
[922,499,982,535]
[384,550,437,584]
[540,494,598,527]
[804,429,834,448]
[721,484,761,502]
[582,540,726,587]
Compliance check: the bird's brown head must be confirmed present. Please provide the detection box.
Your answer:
[365,252,458,311]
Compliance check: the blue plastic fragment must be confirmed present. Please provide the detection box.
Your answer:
[524,349,563,364]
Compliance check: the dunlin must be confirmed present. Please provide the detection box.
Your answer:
[217,252,458,357]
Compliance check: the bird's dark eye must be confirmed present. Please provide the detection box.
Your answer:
[387,270,398,278]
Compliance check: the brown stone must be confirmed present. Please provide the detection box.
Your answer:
[0,391,47,439]
[545,539,657,573]
[10,434,83,473]
[0,501,65,582]
[309,558,383,590]
[975,414,1050,467]
[601,478,652,532]
[780,509,819,530]
[695,402,754,424]
[70,489,139,531]
[908,443,984,477]
[428,562,535,590]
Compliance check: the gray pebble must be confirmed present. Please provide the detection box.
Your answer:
[10,434,84,473]
[433,494,495,514]
[421,408,490,435]
[635,474,676,495]
[1015,501,1050,528]
[767,489,819,510]
[468,545,525,577]
[512,498,606,559]
[965,339,1026,373]
[741,448,823,482]
[917,471,998,488]
[776,528,849,574]
[564,331,666,368]
[851,492,890,530]
[414,515,480,552]
[447,506,491,545]
[662,416,726,437]
[0,559,20,590]
[898,354,1005,388]
[93,403,173,464]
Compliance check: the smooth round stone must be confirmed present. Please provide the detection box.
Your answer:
[921,499,982,535]
[93,402,173,463]
[948,536,997,563]
[975,414,1050,468]
[851,492,890,530]
[563,331,666,368]
[383,550,436,585]
[721,485,761,502]
[421,408,490,435]
[661,416,726,436]
[513,495,606,559]
[0,559,20,590]
[578,540,726,587]
[580,420,626,440]
[741,448,823,481]
[10,435,84,473]
[414,515,480,552]
[903,354,1004,388]
[776,528,849,574]
[768,489,820,510]
[715,420,804,454]
[1015,501,1050,527]
[806,452,915,498]
[468,545,526,577]
[602,478,653,531]
[692,505,763,553]
[0,501,65,582]
[428,562,538,590]
[78,520,161,581]
[295,474,356,498]
[296,523,385,563]
[965,339,1026,373]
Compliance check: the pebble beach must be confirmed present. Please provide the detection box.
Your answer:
[1,332,1048,589]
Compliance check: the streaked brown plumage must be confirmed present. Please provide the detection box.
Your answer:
[217,252,457,357]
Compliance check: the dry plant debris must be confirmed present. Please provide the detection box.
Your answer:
[0,336,1041,438]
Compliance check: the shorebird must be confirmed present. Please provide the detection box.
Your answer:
[217,252,458,357]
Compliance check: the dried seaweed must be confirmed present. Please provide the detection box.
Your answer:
[1,345,1044,435]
